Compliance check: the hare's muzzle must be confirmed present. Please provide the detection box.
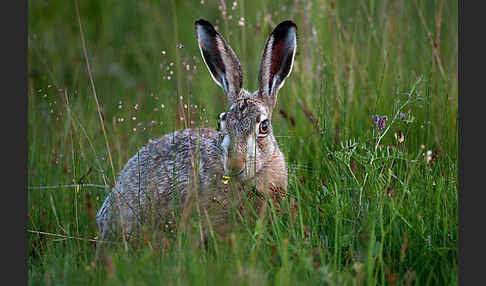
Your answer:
[227,153,246,177]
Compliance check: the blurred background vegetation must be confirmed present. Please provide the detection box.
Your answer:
[28,0,457,285]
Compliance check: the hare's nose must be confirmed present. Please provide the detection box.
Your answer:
[227,155,245,175]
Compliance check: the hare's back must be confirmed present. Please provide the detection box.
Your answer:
[117,127,222,200]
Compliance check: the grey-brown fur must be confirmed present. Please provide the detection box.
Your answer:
[96,19,297,240]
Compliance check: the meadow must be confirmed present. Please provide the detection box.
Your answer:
[28,0,458,285]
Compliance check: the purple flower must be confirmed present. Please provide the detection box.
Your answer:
[372,114,388,133]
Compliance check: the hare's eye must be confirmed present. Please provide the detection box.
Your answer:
[259,119,269,135]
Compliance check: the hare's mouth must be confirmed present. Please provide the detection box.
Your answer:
[234,169,245,178]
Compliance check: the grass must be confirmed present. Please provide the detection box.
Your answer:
[28,0,458,285]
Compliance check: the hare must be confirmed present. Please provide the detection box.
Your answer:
[96,19,297,241]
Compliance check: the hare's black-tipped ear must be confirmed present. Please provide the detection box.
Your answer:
[258,20,297,111]
[195,19,243,105]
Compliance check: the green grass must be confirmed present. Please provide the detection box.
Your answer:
[28,0,458,285]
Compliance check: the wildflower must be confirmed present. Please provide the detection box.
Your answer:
[425,150,433,163]
[222,175,230,184]
[425,148,440,165]
[372,114,388,133]
[394,130,404,144]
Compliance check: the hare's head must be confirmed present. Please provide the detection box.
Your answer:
[195,19,297,180]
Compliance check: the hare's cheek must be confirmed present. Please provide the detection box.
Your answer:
[256,135,273,154]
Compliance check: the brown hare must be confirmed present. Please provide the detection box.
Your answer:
[96,19,297,240]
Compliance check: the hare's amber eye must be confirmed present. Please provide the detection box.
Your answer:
[259,119,269,134]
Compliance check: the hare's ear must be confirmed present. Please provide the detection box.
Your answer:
[195,19,243,104]
[258,20,297,111]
